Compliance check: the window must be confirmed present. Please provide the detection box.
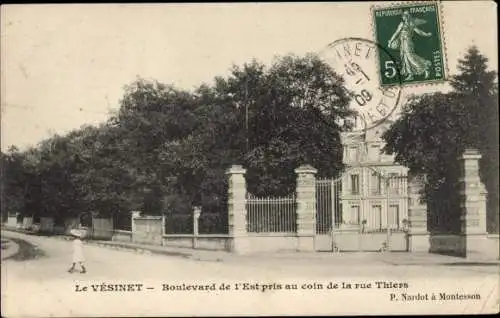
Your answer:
[347,146,358,162]
[369,144,381,161]
[351,174,360,195]
[371,172,381,194]
[350,206,360,224]
[388,205,400,228]
[388,173,399,194]
[371,205,382,229]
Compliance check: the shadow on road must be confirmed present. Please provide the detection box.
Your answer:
[3,238,46,261]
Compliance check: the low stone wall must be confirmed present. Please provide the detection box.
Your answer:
[487,235,500,259]
[160,232,412,254]
[6,216,18,228]
[388,232,408,251]
[54,225,66,235]
[430,233,499,259]
[429,234,465,257]
[132,216,163,245]
[40,217,54,233]
[92,218,113,240]
[333,231,360,251]
[22,217,33,229]
[112,230,133,243]
[162,235,230,251]
[162,233,299,253]
[332,231,407,252]
[244,233,298,254]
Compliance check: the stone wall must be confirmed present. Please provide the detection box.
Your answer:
[39,217,55,233]
[92,218,113,240]
[22,216,33,229]
[332,230,407,252]
[132,216,163,245]
[162,235,230,251]
[429,234,465,257]
[6,215,18,228]
[112,230,133,243]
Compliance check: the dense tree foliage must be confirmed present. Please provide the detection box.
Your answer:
[1,147,26,222]
[1,54,351,226]
[383,46,499,233]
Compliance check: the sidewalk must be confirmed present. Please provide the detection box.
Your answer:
[2,228,499,266]
[81,237,232,262]
[1,228,232,262]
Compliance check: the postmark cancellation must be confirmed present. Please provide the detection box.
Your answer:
[319,38,402,132]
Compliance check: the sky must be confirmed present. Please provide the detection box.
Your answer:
[1,2,498,151]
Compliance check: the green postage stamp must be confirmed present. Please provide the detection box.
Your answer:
[373,2,446,86]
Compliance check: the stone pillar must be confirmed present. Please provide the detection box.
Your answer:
[131,211,141,243]
[7,213,19,228]
[407,174,430,253]
[131,211,141,232]
[226,165,249,254]
[161,214,166,245]
[295,165,318,252]
[192,207,201,249]
[460,149,488,258]
[40,217,55,233]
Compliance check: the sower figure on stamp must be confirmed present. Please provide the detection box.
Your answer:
[388,10,432,81]
[68,229,87,274]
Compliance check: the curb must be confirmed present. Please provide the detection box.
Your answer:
[51,235,191,258]
[3,229,224,261]
[2,228,225,261]
[3,228,499,265]
[86,241,228,262]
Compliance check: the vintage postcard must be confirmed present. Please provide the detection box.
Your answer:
[1,2,498,317]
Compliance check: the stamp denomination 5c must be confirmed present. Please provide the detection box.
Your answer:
[373,2,446,86]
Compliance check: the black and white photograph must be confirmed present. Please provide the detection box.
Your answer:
[1,2,498,316]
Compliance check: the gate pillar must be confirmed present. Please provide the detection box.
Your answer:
[407,174,430,252]
[226,165,250,254]
[295,165,318,252]
[459,149,489,258]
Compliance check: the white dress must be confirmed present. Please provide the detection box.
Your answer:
[72,239,85,263]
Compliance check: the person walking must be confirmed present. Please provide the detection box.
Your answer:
[68,229,87,274]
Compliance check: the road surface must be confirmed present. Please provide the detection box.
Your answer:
[2,231,499,316]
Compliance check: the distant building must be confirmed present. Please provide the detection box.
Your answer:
[339,120,409,230]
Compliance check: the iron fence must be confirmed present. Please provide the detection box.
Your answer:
[246,193,297,233]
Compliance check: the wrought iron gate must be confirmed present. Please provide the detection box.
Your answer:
[315,177,342,251]
[315,172,410,252]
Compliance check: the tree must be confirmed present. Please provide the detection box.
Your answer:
[66,124,141,219]
[1,146,27,221]
[119,55,352,216]
[450,46,499,233]
[2,53,353,232]
[113,78,201,215]
[202,54,351,197]
[383,46,499,233]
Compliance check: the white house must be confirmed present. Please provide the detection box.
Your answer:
[339,120,409,230]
